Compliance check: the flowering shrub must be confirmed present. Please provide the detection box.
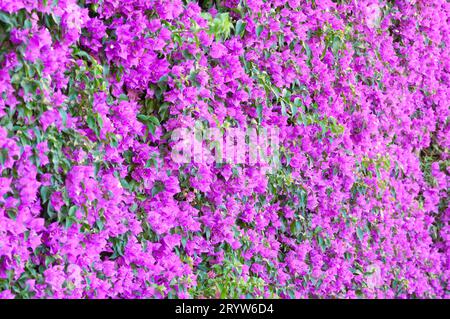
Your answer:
[0,0,449,299]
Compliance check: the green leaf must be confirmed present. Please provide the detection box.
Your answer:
[281,101,287,116]
[256,25,264,37]
[68,206,78,217]
[235,20,246,37]
[40,186,51,203]
[357,227,364,242]
[0,148,8,165]
[0,12,15,28]
[151,181,164,197]
[256,104,263,123]
[137,114,160,135]
[302,41,312,64]
[20,79,39,95]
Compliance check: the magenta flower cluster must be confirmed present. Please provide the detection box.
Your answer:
[0,0,449,299]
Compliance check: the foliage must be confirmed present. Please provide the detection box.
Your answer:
[0,0,448,299]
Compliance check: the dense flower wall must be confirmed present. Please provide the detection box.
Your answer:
[0,0,449,298]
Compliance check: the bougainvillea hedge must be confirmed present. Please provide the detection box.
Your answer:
[0,0,449,299]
